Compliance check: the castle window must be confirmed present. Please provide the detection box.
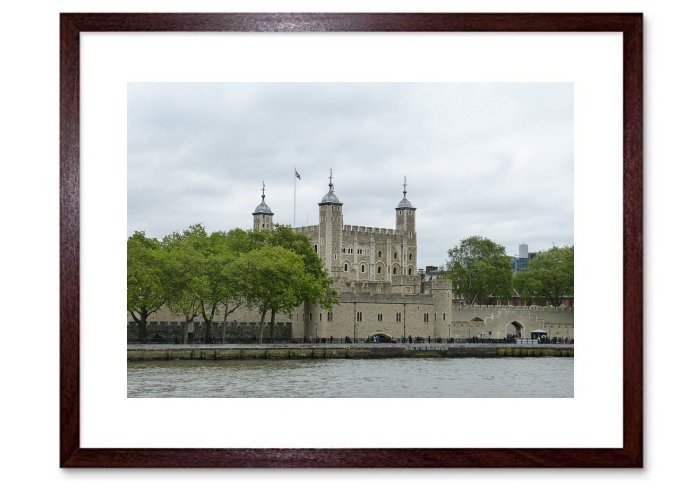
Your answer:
[344,263,348,272]
[309,313,313,321]
[443,313,446,321]
[377,266,382,274]
[408,268,412,275]
[396,313,401,322]
[393,267,397,275]
[314,244,318,253]
[361,264,365,273]
[377,313,383,322]
[434,313,437,321]
[423,313,429,322]
[399,211,403,215]
[356,312,363,322]
[409,253,412,260]
[394,252,397,259]
[334,254,337,260]
[378,251,382,258]
[349,248,353,254]
[342,248,346,253]
[328,312,333,322]
[320,313,323,321]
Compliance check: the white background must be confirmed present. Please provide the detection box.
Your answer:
[81,31,620,449]
[0,0,696,492]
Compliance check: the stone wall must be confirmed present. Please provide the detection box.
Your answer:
[127,320,292,343]
[450,305,574,339]
[127,344,575,361]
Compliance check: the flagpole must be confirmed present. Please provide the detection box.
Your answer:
[293,169,296,227]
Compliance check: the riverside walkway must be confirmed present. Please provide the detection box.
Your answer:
[127,343,574,361]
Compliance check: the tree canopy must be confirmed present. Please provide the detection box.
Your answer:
[444,235,513,304]
[127,232,166,339]
[127,224,337,342]
[513,246,574,306]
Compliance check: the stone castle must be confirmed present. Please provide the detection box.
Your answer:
[253,171,453,341]
[131,172,574,342]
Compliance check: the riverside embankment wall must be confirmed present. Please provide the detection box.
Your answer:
[127,344,574,361]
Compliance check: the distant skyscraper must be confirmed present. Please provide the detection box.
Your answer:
[513,243,534,272]
[519,243,528,260]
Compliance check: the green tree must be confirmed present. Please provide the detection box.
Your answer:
[513,246,574,306]
[138,223,337,344]
[240,245,315,343]
[444,236,513,304]
[248,225,338,338]
[161,225,208,343]
[209,229,252,341]
[127,232,166,340]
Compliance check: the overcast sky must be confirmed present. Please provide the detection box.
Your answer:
[128,83,573,268]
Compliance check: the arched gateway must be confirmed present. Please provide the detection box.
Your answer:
[366,332,397,343]
[506,320,524,338]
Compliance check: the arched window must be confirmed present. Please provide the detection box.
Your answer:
[394,252,397,259]
[393,267,397,275]
[378,250,382,258]
[344,263,348,272]
[378,266,382,274]
[408,268,412,275]
[361,264,365,273]
[409,253,412,260]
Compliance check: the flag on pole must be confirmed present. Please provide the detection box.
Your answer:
[294,168,301,180]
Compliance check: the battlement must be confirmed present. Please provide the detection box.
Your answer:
[292,225,319,234]
[342,225,397,236]
[453,304,573,313]
[339,292,433,305]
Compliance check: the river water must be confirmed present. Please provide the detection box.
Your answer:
[128,358,573,398]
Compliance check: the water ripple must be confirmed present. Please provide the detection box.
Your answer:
[128,358,573,398]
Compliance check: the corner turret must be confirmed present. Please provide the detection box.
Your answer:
[252,181,274,230]
[395,176,416,232]
[318,169,343,275]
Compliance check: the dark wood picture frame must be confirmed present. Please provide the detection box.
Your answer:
[60,13,643,468]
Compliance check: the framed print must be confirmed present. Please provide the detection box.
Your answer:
[60,13,642,467]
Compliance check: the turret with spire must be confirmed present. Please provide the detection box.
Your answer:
[317,169,343,274]
[395,176,417,232]
[318,169,343,206]
[252,181,274,230]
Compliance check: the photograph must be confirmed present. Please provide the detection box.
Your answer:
[126,82,575,398]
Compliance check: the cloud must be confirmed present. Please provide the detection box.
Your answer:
[128,83,573,266]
